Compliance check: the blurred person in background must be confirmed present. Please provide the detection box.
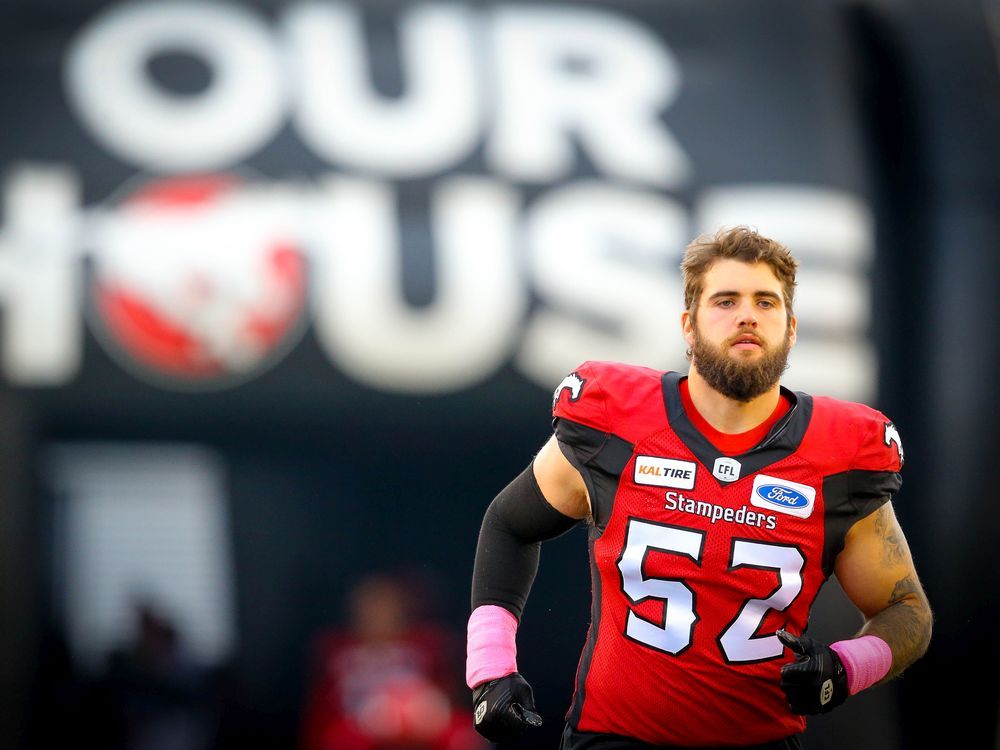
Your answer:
[466,227,932,749]
[301,570,486,750]
[96,597,217,750]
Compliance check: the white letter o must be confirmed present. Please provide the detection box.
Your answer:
[65,1,285,171]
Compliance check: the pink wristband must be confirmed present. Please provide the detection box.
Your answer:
[830,635,893,695]
[466,605,519,689]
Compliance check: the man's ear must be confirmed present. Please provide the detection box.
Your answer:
[787,313,797,347]
[681,309,695,349]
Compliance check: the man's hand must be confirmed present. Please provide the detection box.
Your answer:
[471,672,543,743]
[777,629,848,714]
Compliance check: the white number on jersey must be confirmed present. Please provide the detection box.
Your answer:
[617,518,804,662]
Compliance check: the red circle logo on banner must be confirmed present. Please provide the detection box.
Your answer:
[91,174,308,389]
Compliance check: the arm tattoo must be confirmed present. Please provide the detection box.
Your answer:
[889,575,919,605]
[874,504,907,566]
[861,573,933,682]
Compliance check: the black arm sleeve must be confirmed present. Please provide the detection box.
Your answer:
[470,462,581,620]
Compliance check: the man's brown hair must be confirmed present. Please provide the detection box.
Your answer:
[681,226,798,318]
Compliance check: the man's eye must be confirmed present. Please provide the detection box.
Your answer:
[718,299,733,307]
[758,300,774,309]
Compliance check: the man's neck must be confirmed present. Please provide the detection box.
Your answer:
[685,366,782,434]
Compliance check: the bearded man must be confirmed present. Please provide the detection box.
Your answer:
[465,226,932,749]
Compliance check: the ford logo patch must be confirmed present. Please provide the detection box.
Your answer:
[755,484,809,509]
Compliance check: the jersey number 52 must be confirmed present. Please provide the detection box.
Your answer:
[617,518,805,663]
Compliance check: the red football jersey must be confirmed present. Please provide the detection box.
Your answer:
[551,361,903,746]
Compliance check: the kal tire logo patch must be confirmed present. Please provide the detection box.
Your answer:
[634,456,697,489]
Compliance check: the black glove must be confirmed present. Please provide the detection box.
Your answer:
[777,629,848,715]
[471,672,543,743]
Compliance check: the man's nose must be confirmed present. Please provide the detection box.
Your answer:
[736,301,758,327]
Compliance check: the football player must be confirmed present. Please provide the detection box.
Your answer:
[467,226,932,749]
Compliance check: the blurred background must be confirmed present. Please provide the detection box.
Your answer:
[0,0,997,748]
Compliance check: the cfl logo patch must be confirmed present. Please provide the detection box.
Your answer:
[475,700,488,724]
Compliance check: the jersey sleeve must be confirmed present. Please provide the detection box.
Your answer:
[550,361,634,529]
[821,405,905,576]
[849,411,904,512]
[551,361,610,432]
[855,415,904,472]
[551,361,617,473]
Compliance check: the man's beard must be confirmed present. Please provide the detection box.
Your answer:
[690,325,792,403]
